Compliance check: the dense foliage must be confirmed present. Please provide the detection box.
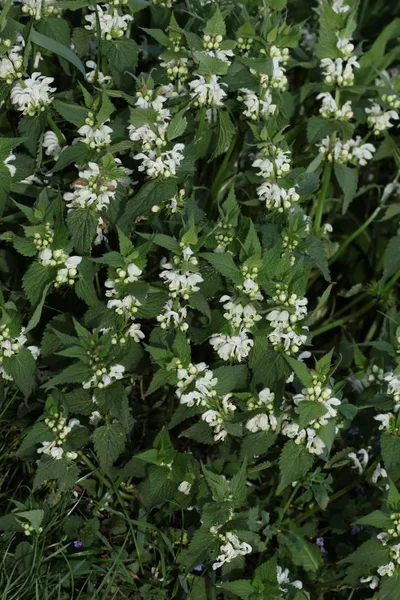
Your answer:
[1,0,400,598]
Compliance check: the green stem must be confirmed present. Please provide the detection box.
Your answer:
[278,482,300,526]
[328,204,381,266]
[314,162,332,234]
[46,114,64,146]
[210,128,243,201]
[195,107,207,141]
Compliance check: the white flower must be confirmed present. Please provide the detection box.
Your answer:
[257,182,299,212]
[348,448,369,474]
[21,0,57,19]
[212,533,252,570]
[86,60,112,86]
[238,88,277,120]
[277,565,303,592]
[246,413,277,433]
[360,575,379,589]
[365,102,399,135]
[0,35,24,83]
[178,481,192,495]
[127,322,145,343]
[210,329,253,362]
[337,36,354,59]
[83,363,125,389]
[377,562,395,577]
[252,149,291,179]
[37,441,64,460]
[374,413,392,431]
[372,463,388,485]
[77,122,113,150]
[317,92,353,120]
[10,72,56,116]
[85,4,133,40]
[189,74,227,107]
[320,56,359,86]
[134,144,185,178]
[4,153,16,177]
[332,0,350,13]
[43,130,63,159]
[157,300,188,332]
[89,411,103,426]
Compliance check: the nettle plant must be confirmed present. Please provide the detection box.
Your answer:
[1,0,400,597]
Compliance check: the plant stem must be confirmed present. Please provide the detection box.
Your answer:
[329,204,381,266]
[314,162,332,234]
[278,482,300,525]
[195,107,206,141]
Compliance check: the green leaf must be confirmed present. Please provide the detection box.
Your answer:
[285,532,323,573]
[102,38,138,89]
[67,209,98,255]
[16,509,44,531]
[204,8,226,37]
[382,236,400,282]
[334,164,358,214]
[214,365,248,395]
[30,28,86,75]
[53,100,88,127]
[218,580,254,599]
[34,456,79,491]
[356,510,392,529]
[202,252,241,284]
[93,422,126,472]
[184,529,217,570]
[277,440,314,494]
[17,422,54,456]
[141,27,170,47]
[26,283,52,332]
[297,401,329,429]
[43,362,92,390]
[380,573,400,600]
[3,348,36,397]
[120,179,178,225]
[51,142,94,173]
[341,537,390,567]
[381,433,400,472]
[167,110,188,141]
[285,356,312,387]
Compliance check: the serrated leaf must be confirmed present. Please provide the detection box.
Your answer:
[93,422,126,472]
[277,441,314,494]
[3,348,36,397]
[67,208,98,255]
[334,164,358,214]
[381,433,400,472]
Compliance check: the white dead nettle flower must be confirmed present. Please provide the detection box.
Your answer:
[238,88,277,120]
[293,379,341,426]
[107,294,142,318]
[89,410,103,426]
[336,36,354,59]
[156,300,189,332]
[178,481,192,495]
[384,372,400,405]
[257,181,300,212]
[64,160,130,211]
[282,421,326,455]
[202,33,234,64]
[159,245,203,300]
[374,413,392,431]
[188,74,227,107]
[372,463,388,486]
[10,72,56,116]
[134,143,185,178]
[256,58,288,91]
[269,45,290,65]
[4,153,16,177]
[252,147,291,179]
[128,118,170,151]
[220,296,262,329]
[348,448,369,474]
[0,325,39,379]
[42,130,63,160]
[85,4,133,40]
[212,532,252,570]
[246,412,278,433]
[127,322,145,343]
[317,135,376,166]
[202,394,236,441]
[0,35,24,84]
[83,363,125,389]
[332,0,350,13]
[246,388,278,433]
[21,0,60,19]
[277,566,303,592]
[37,415,80,460]
[176,362,218,407]
[320,56,359,86]
[210,328,254,362]
[360,575,379,590]
[365,102,399,135]
[39,248,82,287]
[317,92,353,120]
[85,61,112,86]
[161,57,190,83]
[77,121,113,150]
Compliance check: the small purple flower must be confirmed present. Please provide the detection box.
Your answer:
[354,485,365,497]
[348,427,359,436]
[315,537,327,555]
[73,539,84,549]
[351,525,363,535]
[194,564,204,572]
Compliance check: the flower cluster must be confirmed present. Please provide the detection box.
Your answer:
[212,532,252,570]
[85,4,133,40]
[0,324,39,381]
[10,72,55,115]
[37,413,80,461]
